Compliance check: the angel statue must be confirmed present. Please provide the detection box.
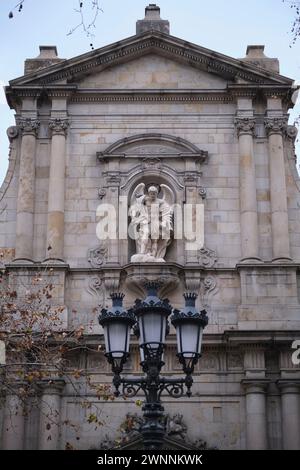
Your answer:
[129,183,174,263]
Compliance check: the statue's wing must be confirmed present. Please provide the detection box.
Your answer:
[130,183,145,206]
[160,184,175,206]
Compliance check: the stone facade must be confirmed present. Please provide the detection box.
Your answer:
[0,5,300,450]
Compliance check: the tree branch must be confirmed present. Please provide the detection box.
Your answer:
[283,0,300,45]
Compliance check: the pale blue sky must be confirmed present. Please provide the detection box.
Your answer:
[0,0,299,184]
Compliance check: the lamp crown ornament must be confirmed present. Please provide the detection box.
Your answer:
[172,293,208,324]
[183,292,198,307]
[110,292,125,307]
[98,293,136,325]
[132,281,172,313]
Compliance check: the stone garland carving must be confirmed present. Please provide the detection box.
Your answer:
[197,247,217,268]
[87,245,108,268]
[17,118,40,136]
[234,117,256,136]
[49,118,69,136]
[264,117,288,136]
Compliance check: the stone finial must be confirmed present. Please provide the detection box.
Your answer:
[241,45,279,73]
[136,4,170,35]
[246,45,266,58]
[37,46,58,58]
[24,45,65,75]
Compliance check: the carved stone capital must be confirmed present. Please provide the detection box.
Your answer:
[38,378,65,395]
[17,118,40,136]
[264,117,288,136]
[241,378,270,394]
[49,118,69,136]
[277,380,300,394]
[235,117,256,137]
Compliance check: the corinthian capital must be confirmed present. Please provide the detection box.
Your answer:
[235,117,256,136]
[264,117,288,136]
[17,118,40,136]
[49,118,69,136]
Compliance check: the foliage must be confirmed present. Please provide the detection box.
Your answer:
[0,251,114,445]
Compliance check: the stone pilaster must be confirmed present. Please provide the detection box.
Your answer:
[264,116,291,261]
[2,385,25,449]
[235,117,259,261]
[277,381,300,449]
[38,379,65,450]
[242,379,269,449]
[15,118,40,261]
[277,381,300,450]
[46,118,69,261]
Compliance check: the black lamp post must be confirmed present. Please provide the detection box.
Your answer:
[98,283,208,450]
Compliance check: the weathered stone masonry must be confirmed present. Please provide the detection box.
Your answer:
[0,5,300,449]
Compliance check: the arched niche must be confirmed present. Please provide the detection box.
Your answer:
[120,171,185,266]
[98,133,207,266]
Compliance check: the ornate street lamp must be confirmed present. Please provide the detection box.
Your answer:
[98,293,136,390]
[98,283,208,450]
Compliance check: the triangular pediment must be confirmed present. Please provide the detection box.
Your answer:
[77,53,228,90]
[8,31,293,88]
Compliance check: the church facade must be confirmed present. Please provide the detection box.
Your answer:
[0,5,300,450]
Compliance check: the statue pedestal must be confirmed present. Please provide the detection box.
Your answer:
[124,262,182,297]
[131,254,165,263]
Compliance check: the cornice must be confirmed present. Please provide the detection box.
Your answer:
[71,89,233,103]
[224,330,300,344]
[5,85,77,109]
[6,85,293,109]
[8,31,293,89]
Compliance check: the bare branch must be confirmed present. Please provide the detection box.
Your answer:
[8,0,103,48]
[283,0,300,45]
[8,0,25,18]
[67,0,103,48]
